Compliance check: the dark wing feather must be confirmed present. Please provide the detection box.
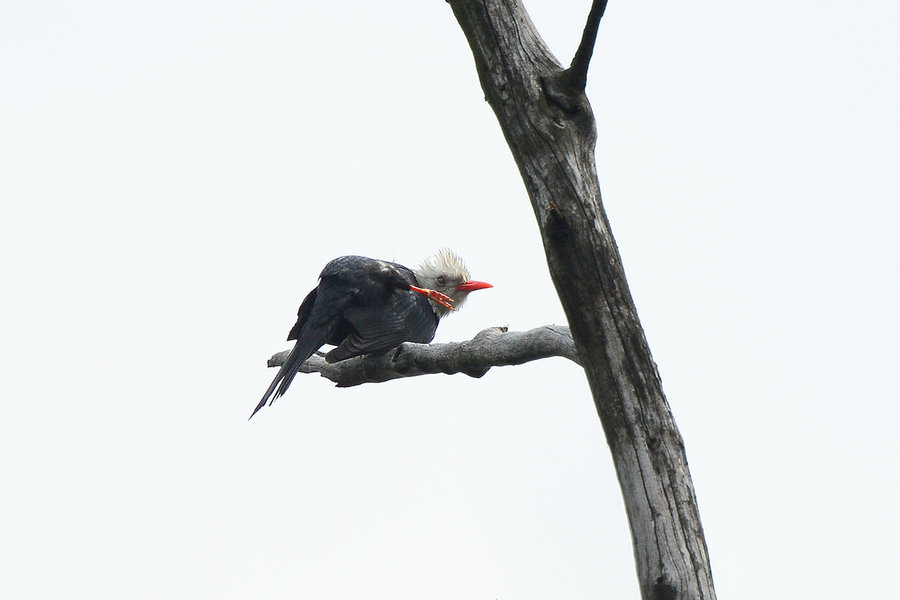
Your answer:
[325,288,437,363]
[287,287,318,341]
[249,268,359,419]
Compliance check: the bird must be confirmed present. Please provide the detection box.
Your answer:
[250,249,492,419]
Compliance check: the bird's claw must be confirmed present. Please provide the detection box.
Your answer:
[410,285,455,311]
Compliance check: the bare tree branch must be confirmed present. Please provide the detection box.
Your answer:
[567,0,609,91]
[268,325,578,387]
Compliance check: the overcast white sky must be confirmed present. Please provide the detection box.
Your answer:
[2,0,898,598]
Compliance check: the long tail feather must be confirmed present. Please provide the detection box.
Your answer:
[249,326,329,420]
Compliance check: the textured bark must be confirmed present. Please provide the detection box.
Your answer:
[269,325,578,387]
[446,1,716,598]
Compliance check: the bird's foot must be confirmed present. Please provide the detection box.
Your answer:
[410,285,455,311]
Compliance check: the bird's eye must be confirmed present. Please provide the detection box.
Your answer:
[436,276,447,286]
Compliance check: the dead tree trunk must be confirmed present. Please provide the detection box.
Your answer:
[447,1,716,598]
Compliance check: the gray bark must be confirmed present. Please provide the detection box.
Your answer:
[269,325,579,387]
[444,1,716,598]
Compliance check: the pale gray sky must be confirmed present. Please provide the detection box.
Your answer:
[2,1,898,598]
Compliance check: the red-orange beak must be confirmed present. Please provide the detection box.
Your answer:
[457,280,493,292]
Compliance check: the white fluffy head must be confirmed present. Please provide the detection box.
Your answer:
[415,248,474,317]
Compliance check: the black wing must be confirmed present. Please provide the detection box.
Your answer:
[325,286,438,362]
[287,287,318,341]
[249,282,351,419]
[250,260,361,419]
[317,256,437,362]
